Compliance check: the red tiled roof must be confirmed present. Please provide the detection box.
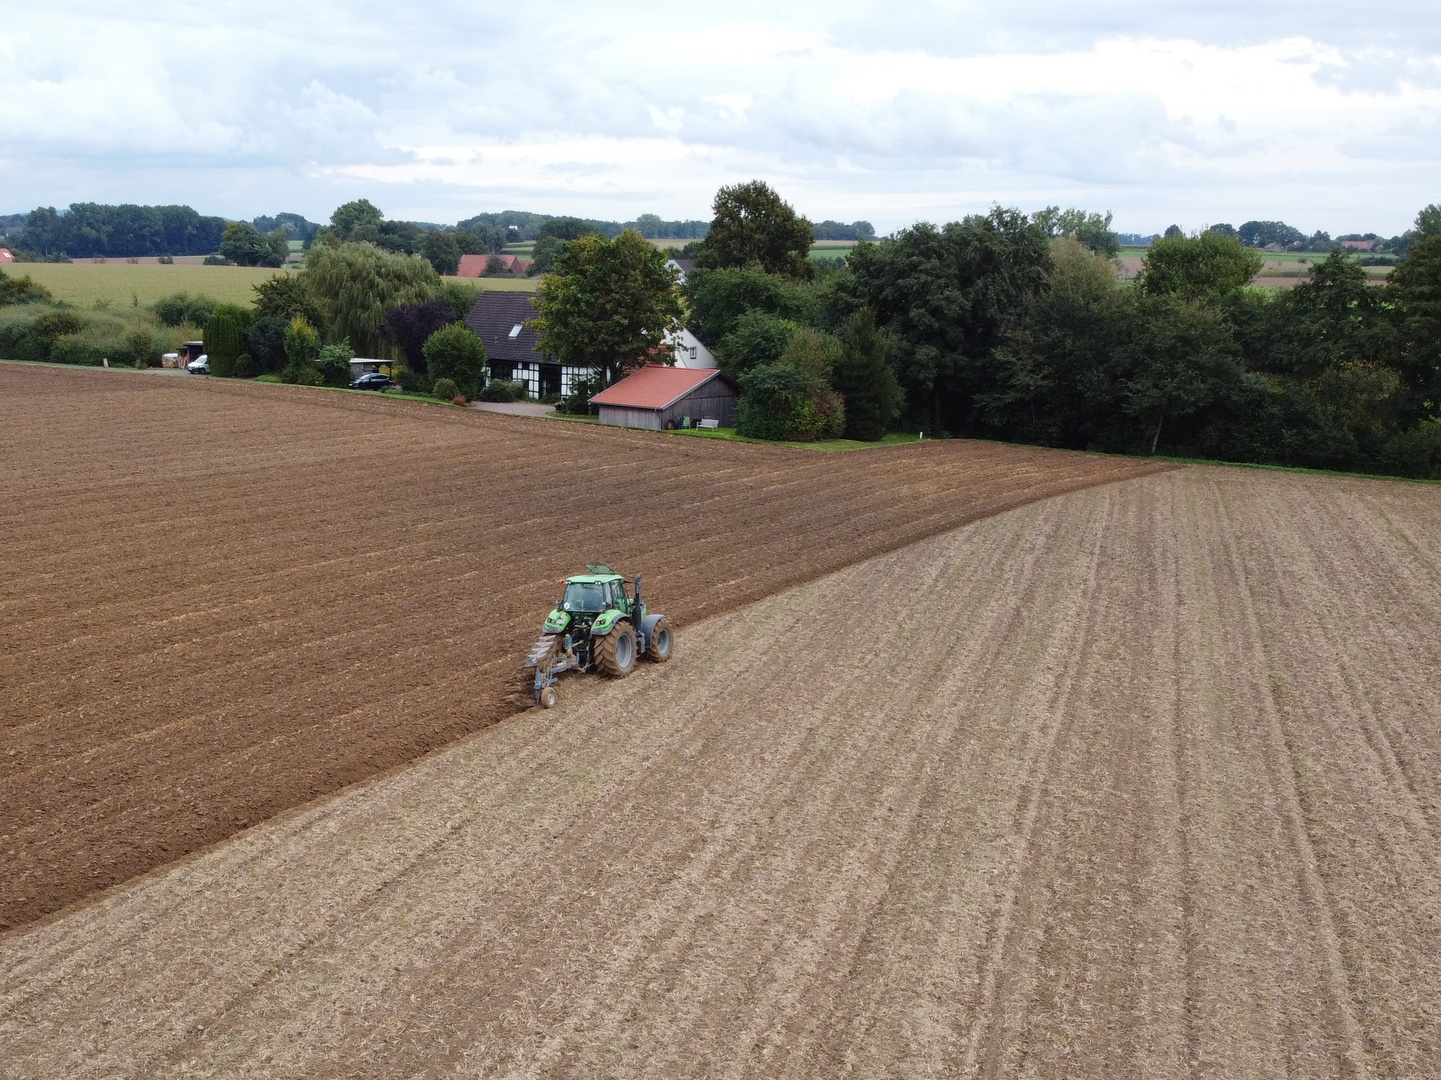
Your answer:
[0,248,14,263]
[456,253,488,277]
[589,365,733,410]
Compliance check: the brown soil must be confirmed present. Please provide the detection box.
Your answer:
[3,466,1437,1077]
[0,363,1164,933]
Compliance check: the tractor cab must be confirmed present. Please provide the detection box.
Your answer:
[556,565,633,617]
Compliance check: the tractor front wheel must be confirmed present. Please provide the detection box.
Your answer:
[596,623,637,677]
[645,618,672,663]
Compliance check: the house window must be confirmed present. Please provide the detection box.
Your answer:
[509,324,523,339]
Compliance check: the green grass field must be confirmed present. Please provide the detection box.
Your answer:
[450,276,537,292]
[9,261,542,306]
[13,263,294,308]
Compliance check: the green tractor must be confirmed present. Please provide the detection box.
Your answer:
[520,564,672,708]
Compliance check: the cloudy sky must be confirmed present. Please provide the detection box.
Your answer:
[2,1,1437,235]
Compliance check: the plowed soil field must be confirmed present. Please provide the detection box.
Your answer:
[4,466,1439,1078]
[0,363,1164,932]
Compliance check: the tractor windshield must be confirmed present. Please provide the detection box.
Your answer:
[561,581,607,612]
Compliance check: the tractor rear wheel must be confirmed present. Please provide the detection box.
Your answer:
[596,623,637,677]
[644,618,672,663]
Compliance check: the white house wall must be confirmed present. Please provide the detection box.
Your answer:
[667,328,717,369]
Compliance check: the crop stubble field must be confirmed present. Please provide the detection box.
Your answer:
[0,363,1161,933]
[4,461,1439,1077]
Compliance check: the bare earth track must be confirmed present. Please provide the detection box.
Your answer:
[0,363,1163,931]
[3,465,1439,1077]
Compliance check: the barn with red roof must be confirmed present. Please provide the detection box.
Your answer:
[589,365,738,430]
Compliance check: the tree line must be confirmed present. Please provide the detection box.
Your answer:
[1122,217,1431,258]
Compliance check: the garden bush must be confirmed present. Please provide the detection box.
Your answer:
[152,292,218,327]
[317,341,354,387]
[397,367,432,394]
[431,377,459,401]
[422,322,487,400]
[736,362,844,441]
[478,378,524,402]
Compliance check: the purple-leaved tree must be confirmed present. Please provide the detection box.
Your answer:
[380,300,457,373]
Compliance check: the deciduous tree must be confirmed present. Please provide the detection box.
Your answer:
[300,242,439,356]
[533,229,682,386]
[695,181,814,278]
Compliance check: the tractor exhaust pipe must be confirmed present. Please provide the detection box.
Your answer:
[633,574,643,647]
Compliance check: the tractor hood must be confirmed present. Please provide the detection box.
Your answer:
[543,609,571,633]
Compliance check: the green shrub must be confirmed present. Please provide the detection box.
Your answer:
[203,306,246,377]
[235,352,260,378]
[736,362,844,441]
[832,309,902,440]
[0,269,53,305]
[49,333,106,366]
[431,377,459,400]
[317,340,354,387]
[560,373,601,414]
[255,373,283,384]
[717,310,796,378]
[1379,418,1441,479]
[397,367,432,394]
[245,316,289,373]
[422,322,487,399]
[479,378,523,402]
[152,292,218,327]
[281,316,322,383]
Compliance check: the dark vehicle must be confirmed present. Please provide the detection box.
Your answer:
[348,372,393,391]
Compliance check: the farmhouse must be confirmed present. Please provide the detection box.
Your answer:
[0,247,14,263]
[464,292,589,399]
[456,253,534,277]
[590,365,738,430]
[666,326,717,369]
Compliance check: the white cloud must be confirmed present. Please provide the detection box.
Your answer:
[0,1,1437,235]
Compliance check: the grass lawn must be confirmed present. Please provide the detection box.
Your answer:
[549,414,923,452]
[449,276,538,292]
[672,427,921,452]
[14,263,294,308]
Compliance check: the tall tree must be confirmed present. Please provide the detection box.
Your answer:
[419,230,462,276]
[300,242,439,356]
[831,309,903,440]
[329,200,384,242]
[843,208,1052,434]
[1139,231,1263,301]
[1389,210,1441,410]
[695,181,814,278]
[1121,294,1241,453]
[381,300,457,373]
[1032,207,1121,258]
[533,229,683,386]
[219,222,285,267]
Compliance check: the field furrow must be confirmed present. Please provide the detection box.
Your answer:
[2,464,1437,1077]
[0,363,1165,930]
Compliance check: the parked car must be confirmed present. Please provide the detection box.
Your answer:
[186,354,209,375]
[348,372,393,391]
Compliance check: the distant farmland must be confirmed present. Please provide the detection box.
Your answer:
[14,262,292,307]
[11,261,541,305]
